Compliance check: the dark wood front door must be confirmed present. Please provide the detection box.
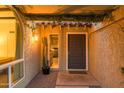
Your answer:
[68,34,86,70]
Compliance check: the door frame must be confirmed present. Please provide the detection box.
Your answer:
[66,32,88,71]
[48,33,60,69]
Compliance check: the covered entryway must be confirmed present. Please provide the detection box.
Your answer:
[0,5,124,88]
[67,32,88,71]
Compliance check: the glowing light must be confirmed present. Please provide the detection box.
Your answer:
[34,35,38,41]
[32,32,38,42]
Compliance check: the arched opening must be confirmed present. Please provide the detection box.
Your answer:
[0,5,24,88]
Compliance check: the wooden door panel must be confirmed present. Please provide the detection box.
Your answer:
[68,34,86,69]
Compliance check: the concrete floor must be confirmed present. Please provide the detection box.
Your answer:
[26,70,58,88]
[26,70,101,88]
[56,71,101,88]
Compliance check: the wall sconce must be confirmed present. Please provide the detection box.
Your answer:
[26,21,39,42]
[31,22,39,42]
[27,21,38,42]
[32,30,39,42]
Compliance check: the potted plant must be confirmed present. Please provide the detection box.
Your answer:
[42,37,50,75]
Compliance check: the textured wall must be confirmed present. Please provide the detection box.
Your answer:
[89,18,124,88]
[112,6,124,21]
[14,21,41,88]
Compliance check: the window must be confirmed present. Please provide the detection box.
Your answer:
[0,6,23,64]
[0,5,24,88]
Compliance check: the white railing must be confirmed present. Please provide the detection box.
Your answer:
[0,59,24,88]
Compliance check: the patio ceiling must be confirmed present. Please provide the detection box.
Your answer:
[15,5,117,15]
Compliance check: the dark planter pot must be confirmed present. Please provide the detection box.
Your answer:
[42,67,50,75]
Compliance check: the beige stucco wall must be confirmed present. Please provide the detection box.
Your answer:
[89,6,124,88]
[14,21,41,88]
[39,24,88,70]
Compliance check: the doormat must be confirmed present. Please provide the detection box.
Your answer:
[89,85,101,88]
[69,71,87,74]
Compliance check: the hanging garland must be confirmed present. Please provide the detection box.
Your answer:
[25,12,113,22]
[25,11,113,30]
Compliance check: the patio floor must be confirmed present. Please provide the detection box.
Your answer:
[26,70,101,88]
[56,71,101,88]
[26,70,58,88]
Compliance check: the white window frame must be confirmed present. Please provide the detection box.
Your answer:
[0,30,25,88]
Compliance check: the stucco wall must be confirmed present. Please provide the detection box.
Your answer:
[89,7,124,87]
[14,22,41,88]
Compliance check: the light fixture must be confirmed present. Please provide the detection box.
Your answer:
[31,21,39,42]
[26,23,37,42]
[32,30,38,42]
